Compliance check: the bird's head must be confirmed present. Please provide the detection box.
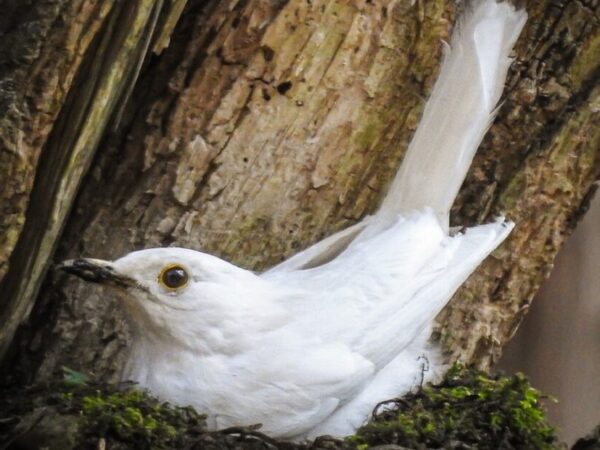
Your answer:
[58,248,283,352]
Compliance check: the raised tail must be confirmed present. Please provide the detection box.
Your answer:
[375,0,526,231]
[268,0,525,273]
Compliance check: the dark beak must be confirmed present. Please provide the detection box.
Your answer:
[57,258,135,288]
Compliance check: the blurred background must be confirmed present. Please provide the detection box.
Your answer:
[500,191,600,445]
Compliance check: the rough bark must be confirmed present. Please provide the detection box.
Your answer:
[0,0,598,389]
[438,0,600,366]
[0,0,190,359]
[0,0,116,325]
[0,0,114,283]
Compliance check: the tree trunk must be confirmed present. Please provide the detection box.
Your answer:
[0,0,180,361]
[0,0,599,393]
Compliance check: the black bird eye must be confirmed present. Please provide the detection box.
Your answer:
[159,265,189,290]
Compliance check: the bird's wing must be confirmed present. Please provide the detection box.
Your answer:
[260,210,512,438]
[263,209,445,296]
[347,217,513,367]
[216,337,375,439]
[261,209,447,356]
[305,330,438,439]
[264,209,512,367]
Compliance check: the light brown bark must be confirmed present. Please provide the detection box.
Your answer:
[0,0,598,385]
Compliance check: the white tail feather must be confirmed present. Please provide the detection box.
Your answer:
[269,0,526,273]
[376,1,526,231]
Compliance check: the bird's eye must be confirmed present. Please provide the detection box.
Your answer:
[158,264,189,290]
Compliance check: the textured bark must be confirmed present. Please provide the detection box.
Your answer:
[0,0,598,388]
[437,0,600,366]
[0,0,115,292]
[0,0,189,359]
[0,0,114,281]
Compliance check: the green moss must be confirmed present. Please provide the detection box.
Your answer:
[0,368,206,449]
[349,364,561,450]
[62,381,204,448]
[1,365,562,449]
[77,390,180,443]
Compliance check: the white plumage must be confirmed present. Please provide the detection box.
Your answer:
[61,0,526,441]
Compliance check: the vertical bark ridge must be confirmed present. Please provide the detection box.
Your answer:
[0,0,174,361]
[0,0,115,283]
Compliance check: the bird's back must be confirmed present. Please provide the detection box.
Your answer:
[264,209,511,365]
[260,209,512,438]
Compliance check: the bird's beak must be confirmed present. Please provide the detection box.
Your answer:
[57,258,135,288]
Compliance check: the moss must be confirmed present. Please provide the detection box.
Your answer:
[0,368,206,449]
[0,365,562,449]
[349,364,562,450]
[75,389,192,445]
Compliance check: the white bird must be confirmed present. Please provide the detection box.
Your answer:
[60,0,526,441]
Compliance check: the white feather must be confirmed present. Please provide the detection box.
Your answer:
[377,0,526,230]
[268,0,526,274]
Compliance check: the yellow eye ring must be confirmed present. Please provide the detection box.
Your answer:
[158,264,189,290]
